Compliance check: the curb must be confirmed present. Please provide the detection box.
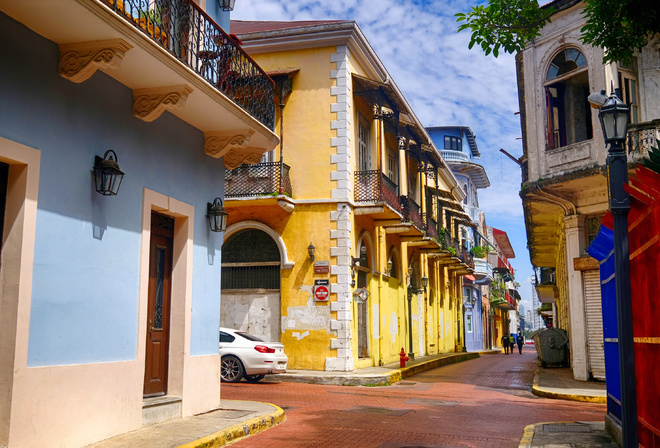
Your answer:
[531,368,606,404]
[177,401,286,448]
[276,352,480,386]
[518,422,539,448]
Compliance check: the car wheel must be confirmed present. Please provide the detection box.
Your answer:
[244,374,265,383]
[221,355,244,383]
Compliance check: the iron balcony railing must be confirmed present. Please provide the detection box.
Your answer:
[225,161,292,198]
[400,195,424,231]
[104,0,275,129]
[627,119,660,156]
[425,216,439,241]
[354,171,400,212]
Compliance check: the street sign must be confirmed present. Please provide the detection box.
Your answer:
[314,279,330,302]
[314,260,330,274]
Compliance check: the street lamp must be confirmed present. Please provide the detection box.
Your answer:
[591,89,637,447]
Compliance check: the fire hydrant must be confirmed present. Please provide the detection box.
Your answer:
[399,347,409,367]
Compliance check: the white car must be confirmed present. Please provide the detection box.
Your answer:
[219,328,288,383]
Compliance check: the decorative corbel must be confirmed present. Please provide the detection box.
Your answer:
[133,85,193,122]
[59,39,133,83]
[204,130,255,159]
[223,148,264,169]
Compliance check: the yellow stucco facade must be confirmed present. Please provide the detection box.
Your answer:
[222,21,472,371]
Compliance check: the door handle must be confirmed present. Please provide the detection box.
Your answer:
[149,319,156,331]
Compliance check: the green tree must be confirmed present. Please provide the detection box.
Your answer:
[456,0,659,64]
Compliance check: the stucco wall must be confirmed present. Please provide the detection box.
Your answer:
[0,12,225,447]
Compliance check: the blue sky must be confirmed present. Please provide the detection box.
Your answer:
[231,0,535,311]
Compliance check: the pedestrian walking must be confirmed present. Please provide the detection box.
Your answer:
[509,334,515,354]
[501,334,510,354]
[516,333,524,354]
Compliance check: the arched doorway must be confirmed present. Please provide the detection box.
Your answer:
[221,228,281,342]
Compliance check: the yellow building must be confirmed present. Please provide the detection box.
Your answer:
[221,20,474,371]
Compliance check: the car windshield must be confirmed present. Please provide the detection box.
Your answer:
[236,332,264,342]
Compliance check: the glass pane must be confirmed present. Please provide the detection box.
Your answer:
[546,63,559,81]
[575,52,587,68]
[565,48,579,62]
[154,247,165,329]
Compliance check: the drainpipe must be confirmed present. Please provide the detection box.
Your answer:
[378,226,384,365]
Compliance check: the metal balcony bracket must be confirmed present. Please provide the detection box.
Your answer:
[59,39,133,83]
[133,85,194,122]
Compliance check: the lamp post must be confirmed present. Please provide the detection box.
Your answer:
[596,89,638,447]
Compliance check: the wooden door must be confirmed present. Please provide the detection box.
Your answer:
[144,212,174,396]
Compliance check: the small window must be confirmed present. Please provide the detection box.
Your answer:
[444,136,461,151]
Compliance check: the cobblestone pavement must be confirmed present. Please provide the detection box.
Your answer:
[221,346,606,447]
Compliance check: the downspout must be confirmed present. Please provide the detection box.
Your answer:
[378,226,384,365]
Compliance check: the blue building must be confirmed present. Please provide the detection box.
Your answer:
[0,1,278,447]
[426,127,491,352]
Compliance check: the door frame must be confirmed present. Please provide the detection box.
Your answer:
[138,190,193,404]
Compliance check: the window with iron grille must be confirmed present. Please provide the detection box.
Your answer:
[221,228,281,290]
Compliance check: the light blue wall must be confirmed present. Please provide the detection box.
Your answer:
[465,286,483,352]
[0,13,224,366]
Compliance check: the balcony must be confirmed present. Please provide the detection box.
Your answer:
[627,119,660,160]
[355,171,400,211]
[473,258,494,284]
[2,0,279,165]
[400,195,424,231]
[104,0,274,129]
[439,150,470,163]
[225,161,292,198]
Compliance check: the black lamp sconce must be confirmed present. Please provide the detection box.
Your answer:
[93,150,124,196]
[218,0,236,11]
[308,243,315,262]
[207,198,228,232]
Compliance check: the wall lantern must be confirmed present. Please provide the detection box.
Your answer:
[218,0,236,11]
[207,198,229,232]
[93,150,124,196]
[599,91,630,145]
[386,258,393,276]
[308,243,315,262]
[407,266,413,283]
[421,275,428,292]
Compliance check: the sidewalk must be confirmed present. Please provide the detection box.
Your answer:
[86,350,614,448]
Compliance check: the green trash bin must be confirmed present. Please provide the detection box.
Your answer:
[531,328,569,367]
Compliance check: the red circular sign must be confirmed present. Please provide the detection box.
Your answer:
[314,285,329,301]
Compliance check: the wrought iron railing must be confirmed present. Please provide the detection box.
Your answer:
[627,119,660,156]
[354,171,400,212]
[425,216,439,241]
[400,196,424,230]
[103,0,275,129]
[225,161,292,197]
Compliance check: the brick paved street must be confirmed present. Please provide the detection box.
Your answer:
[221,346,606,447]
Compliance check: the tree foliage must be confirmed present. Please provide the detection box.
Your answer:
[456,0,660,64]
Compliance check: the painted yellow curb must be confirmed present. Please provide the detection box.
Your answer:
[177,401,286,448]
[518,422,539,448]
[532,369,606,404]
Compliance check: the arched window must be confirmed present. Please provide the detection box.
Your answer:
[221,228,280,289]
[544,48,592,150]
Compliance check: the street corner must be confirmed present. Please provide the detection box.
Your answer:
[178,402,286,448]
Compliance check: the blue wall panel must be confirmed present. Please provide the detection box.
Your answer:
[0,12,224,366]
